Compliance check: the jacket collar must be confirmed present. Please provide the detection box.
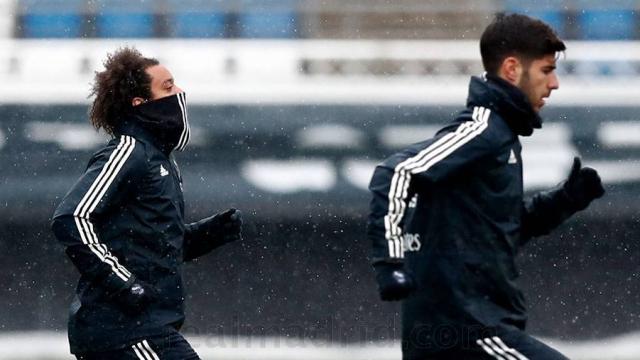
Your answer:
[114,119,172,155]
[466,73,542,136]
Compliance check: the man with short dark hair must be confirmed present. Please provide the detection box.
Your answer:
[52,47,243,359]
[368,13,604,359]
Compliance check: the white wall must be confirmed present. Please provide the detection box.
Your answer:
[0,39,639,105]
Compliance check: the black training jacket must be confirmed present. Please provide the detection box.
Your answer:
[367,74,578,355]
[52,120,221,353]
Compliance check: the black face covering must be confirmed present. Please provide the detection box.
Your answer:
[132,92,190,152]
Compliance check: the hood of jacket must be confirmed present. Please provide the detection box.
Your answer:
[466,74,542,136]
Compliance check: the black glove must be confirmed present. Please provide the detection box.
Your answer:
[203,208,243,244]
[563,157,605,211]
[374,262,416,301]
[183,209,243,261]
[114,280,157,316]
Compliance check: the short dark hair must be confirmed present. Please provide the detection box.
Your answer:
[89,47,159,135]
[480,13,566,75]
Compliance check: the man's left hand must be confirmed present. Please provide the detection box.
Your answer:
[563,157,605,210]
[203,209,243,244]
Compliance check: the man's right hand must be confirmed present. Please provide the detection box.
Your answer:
[115,280,157,316]
[374,262,416,301]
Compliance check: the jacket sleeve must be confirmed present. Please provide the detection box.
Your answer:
[168,155,228,262]
[183,222,206,261]
[182,220,221,262]
[519,184,577,246]
[51,135,146,295]
[183,209,243,262]
[368,106,512,263]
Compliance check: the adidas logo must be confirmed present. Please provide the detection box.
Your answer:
[160,164,169,177]
[508,149,517,164]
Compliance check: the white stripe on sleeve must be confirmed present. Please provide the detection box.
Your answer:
[492,336,530,360]
[483,338,518,360]
[476,339,506,360]
[142,339,161,360]
[72,135,136,282]
[133,342,151,360]
[383,107,490,258]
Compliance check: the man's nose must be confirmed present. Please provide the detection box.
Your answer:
[549,73,559,90]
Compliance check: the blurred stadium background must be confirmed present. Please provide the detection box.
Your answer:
[1,0,640,359]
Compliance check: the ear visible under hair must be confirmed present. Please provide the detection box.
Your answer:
[499,56,523,85]
[132,97,146,106]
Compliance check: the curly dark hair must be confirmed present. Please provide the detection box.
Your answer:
[480,13,566,75]
[89,47,159,135]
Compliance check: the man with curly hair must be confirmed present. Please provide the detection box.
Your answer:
[52,47,242,359]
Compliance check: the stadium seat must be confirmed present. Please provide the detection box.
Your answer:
[578,9,636,40]
[166,0,227,38]
[504,0,565,36]
[238,0,298,38]
[20,0,84,38]
[572,2,636,74]
[94,0,155,38]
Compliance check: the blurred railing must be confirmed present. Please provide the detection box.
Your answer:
[0,39,639,105]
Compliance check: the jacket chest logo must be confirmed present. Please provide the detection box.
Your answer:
[408,194,418,208]
[160,164,169,177]
[508,149,518,164]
